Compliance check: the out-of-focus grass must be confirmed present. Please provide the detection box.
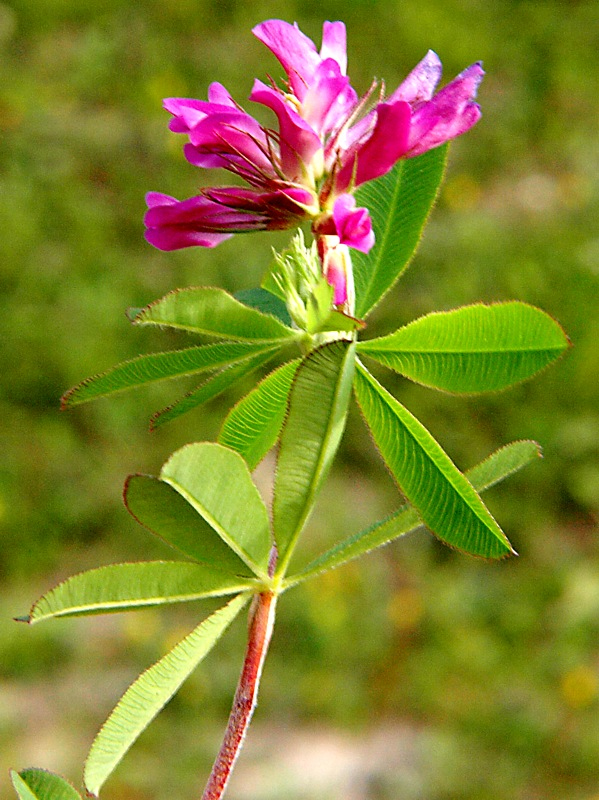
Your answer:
[1,1,598,798]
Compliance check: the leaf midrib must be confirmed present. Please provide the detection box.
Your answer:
[356,361,509,547]
[31,584,255,621]
[356,163,406,315]
[360,344,566,355]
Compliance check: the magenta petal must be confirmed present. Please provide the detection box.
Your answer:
[252,20,320,100]
[388,50,442,105]
[183,109,274,178]
[207,82,237,107]
[165,94,245,135]
[203,185,314,221]
[144,193,264,251]
[250,80,322,178]
[144,193,261,229]
[320,21,347,74]
[144,228,232,251]
[333,195,375,253]
[326,258,347,305]
[145,191,177,209]
[302,59,356,135]
[337,101,412,191]
[164,98,211,133]
[143,184,311,251]
[407,62,484,156]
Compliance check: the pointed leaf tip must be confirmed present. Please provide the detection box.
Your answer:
[358,302,570,393]
[61,341,279,408]
[354,362,514,559]
[132,286,298,341]
[285,438,540,588]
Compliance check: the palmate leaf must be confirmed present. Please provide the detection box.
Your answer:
[160,443,272,579]
[352,144,448,318]
[23,561,255,622]
[131,287,299,341]
[354,361,514,558]
[285,441,541,587]
[273,341,356,573]
[358,302,570,393]
[149,349,275,430]
[124,476,252,575]
[219,358,301,470]
[11,770,82,800]
[61,341,282,407]
[83,593,248,798]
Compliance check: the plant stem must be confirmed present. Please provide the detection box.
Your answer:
[200,589,277,800]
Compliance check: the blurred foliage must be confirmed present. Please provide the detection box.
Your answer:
[0,0,597,798]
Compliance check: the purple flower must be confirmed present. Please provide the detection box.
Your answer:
[144,18,484,304]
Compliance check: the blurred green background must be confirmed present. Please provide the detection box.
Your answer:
[1,0,598,798]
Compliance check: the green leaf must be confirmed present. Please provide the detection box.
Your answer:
[11,770,82,800]
[132,287,298,341]
[218,359,301,470]
[285,440,541,587]
[354,362,514,558]
[466,439,542,492]
[150,350,275,430]
[61,341,281,407]
[352,144,448,318]
[84,593,248,797]
[160,443,272,579]
[25,561,255,622]
[124,476,253,575]
[358,302,570,393]
[234,287,292,327]
[273,341,356,573]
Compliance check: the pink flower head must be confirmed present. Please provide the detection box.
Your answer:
[144,18,484,287]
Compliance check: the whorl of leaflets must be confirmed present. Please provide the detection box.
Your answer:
[144,19,484,307]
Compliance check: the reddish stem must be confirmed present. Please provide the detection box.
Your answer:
[200,590,277,800]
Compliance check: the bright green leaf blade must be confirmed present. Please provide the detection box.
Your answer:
[273,341,356,572]
[234,287,292,327]
[352,145,447,318]
[62,342,280,408]
[150,350,275,430]
[124,476,252,575]
[218,359,301,470]
[358,302,570,393]
[132,287,298,341]
[26,561,255,623]
[466,439,542,492]
[354,362,514,558]
[11,770,82,800]
[286,440,541,587]
[160,443,272,578]
[83,593,248,797]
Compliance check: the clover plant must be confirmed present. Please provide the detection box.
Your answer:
[11,19,569,800]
